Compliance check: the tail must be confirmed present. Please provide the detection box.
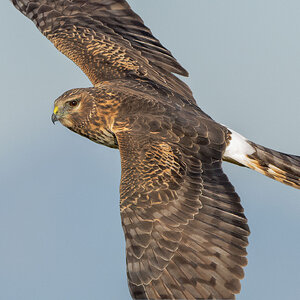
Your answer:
[223,129,300,189]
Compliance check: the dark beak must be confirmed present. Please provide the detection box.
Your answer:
[51,113,58,124]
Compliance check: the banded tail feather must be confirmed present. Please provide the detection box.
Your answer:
[223,129,300,189]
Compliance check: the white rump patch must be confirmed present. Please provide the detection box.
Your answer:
[223,128,255,166]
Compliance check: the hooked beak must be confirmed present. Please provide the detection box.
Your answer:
[51,113,58,124]
[52,106,59,124]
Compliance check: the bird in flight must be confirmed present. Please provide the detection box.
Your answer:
[11,0,300,299]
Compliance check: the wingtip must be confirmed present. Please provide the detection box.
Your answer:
[181,68,189,77]
[172,61,189,77]
[174,66,189,77]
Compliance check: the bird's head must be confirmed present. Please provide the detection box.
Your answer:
[52,88,96,130]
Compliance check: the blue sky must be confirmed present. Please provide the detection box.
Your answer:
[1,1,299,299]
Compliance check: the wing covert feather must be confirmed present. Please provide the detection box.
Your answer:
[11,0,195,102]
[117,123,249,300]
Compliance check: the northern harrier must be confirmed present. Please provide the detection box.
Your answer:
[11,1,300,299]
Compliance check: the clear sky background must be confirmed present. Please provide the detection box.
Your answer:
[1,1,299,299]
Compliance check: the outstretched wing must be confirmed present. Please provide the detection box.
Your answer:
[116,117,250,299]
[11,0,195,102]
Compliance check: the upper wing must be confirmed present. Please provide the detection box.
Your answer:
[116,118,250,299]
[11,0,195,102]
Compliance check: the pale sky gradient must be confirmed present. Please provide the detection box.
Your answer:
[1,1,300,299]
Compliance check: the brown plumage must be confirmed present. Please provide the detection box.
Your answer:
[11,1,300,299]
